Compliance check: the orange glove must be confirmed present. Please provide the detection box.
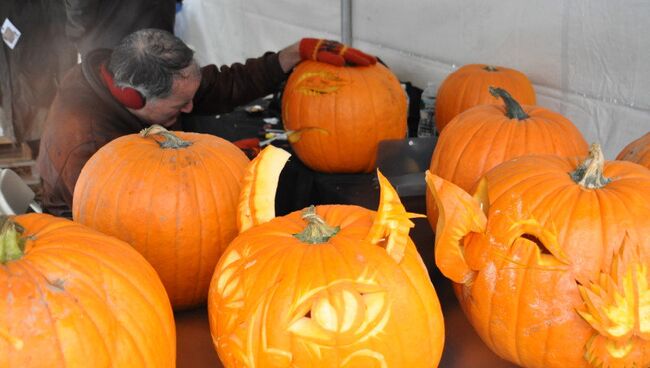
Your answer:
[299,38,377,67]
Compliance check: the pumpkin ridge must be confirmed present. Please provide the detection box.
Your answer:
[186,147,206,304]
[11,261,68,365]
[34,245,172,332]
[19,257,116,364]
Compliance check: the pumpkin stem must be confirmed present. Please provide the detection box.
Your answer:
[570,143,612,189]
[483,65,498,72]
[140,124,192,149]
[0,216,26,264]
[489,86,530,120]
[293,205,340,244]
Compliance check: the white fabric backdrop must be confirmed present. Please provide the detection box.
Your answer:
[176,0,650,158]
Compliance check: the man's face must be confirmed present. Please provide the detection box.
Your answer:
[133,64,201,127]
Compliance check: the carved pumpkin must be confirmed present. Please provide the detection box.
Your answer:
[73,125,249,309]
[435,64,536,132]
[208,146,444,367]
[617,132,650,168]
[426,144,650,368]
[0,214,175,366]
[426,87,588,231]
[281,60,407,173]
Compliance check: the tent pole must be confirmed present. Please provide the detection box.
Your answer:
[341,0,352,45]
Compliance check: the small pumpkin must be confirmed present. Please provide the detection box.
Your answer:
[427,144,650,368]
[426,87,588,230]
[73,125,249,309]
[0,214,175,367]
[435,64,536,132]
[208,146,445,367]
[282,60,407,173]
[616,131,650,168]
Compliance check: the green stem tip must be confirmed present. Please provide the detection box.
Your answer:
[293,205,340,244]
[489,86,530,120]
[0,216,26,264]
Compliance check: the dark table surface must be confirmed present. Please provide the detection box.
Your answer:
[175,97,518,367]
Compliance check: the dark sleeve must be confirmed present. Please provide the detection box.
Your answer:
[191,52,288,115]
[64,0,100,44]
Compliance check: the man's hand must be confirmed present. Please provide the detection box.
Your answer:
[299,38,377,67]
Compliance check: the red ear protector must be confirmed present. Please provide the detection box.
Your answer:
[99,63,146,109]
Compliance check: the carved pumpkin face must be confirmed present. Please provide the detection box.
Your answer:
[209,146,444,367]
[281,60,407,173]
[427,144,650,368]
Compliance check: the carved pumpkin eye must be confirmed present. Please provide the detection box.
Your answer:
[295,71,348,95]
[504,220,570,269]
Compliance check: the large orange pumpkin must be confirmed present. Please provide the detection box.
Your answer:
[73,125,249,309]
[435,64,536,132]
[0,214,175,367]
[426,87,588,230]
[208,146,445,367]
[427,144,650,368]
[616,131,650,168]
[281,60,407,173]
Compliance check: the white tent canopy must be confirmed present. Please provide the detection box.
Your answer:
[176,0,650,159]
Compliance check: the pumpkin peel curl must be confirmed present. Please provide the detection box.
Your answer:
[366,171,425,264]
[425,171,487,284]
[577,237,650,368]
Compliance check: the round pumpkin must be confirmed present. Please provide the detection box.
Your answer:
[616,131,650,168]
[426,87,588,231]
[427,144,650,368]
[0,214,175,367]
[281,60,407,173]
[73,125,249,309]
[208,146,445,367]
[435,64,536,132]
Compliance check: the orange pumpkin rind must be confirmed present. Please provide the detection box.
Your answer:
[237,145,291,233]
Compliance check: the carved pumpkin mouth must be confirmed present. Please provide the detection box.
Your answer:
[295,71,349,95]
[287,279,390,346]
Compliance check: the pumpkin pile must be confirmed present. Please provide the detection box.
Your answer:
[426,86,588,230]
[427,144,650,368]
[73,125,249,309]
[208,146,445,367]
[282,60,407,173]
[0,214,175,366]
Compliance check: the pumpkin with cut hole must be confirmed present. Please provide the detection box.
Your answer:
[435,63,536,132]
[426,144,650,368]
[73,125,249,309]
[617,131,650,168]
[426,87,588,231]
[208,146,444,367]
[281,60,407,173]
[0,214,175,367]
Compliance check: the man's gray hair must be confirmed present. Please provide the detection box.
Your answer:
[108,29,197,100]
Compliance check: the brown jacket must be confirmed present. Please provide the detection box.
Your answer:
[37,48,287,217]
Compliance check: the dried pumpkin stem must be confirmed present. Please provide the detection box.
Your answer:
[140,124,192,149]
[0,216,25,264]
[483,65,498,72]
[570,143,611,189]
[489,86,529,120]
[293,205,340,244]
